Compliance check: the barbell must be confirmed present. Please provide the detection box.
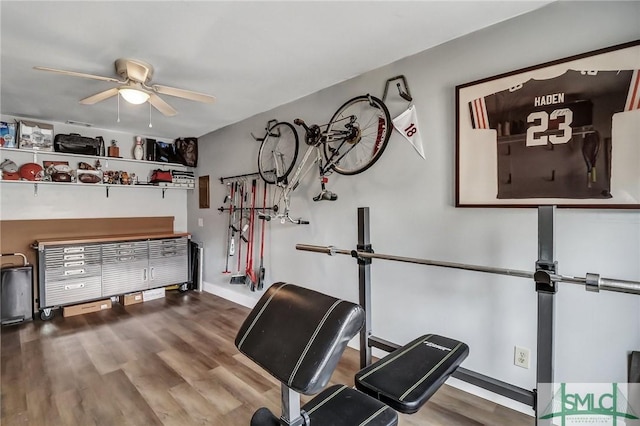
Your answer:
[295,244,640,296]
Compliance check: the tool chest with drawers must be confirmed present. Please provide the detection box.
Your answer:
[36,233,190,320]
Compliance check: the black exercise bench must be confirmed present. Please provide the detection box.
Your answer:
[235,282,469,425]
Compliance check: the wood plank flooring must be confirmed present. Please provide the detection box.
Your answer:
[1,290,534,425]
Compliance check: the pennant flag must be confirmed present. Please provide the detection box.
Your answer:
[392,105,425,159]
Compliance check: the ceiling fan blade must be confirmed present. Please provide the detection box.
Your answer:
[34,66,123,83]
[80,88,119,105]
[152,84,216,103]
[148,93,177,116]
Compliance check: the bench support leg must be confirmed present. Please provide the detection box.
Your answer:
[281,385,305,426]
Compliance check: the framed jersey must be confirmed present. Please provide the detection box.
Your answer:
[456,40,640,208]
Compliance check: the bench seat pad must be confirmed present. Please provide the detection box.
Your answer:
[355,334,469,414]
[303,384,398,426]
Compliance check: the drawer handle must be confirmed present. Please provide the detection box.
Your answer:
[64,260,85,267]
[118,250,133,255]
[64,269,85,276]
[63,247,85,253]
[162,251,177,256]
[118,244,133,249]
[63,254,85,261]
[118,256,134,262]
[64,283,85,290]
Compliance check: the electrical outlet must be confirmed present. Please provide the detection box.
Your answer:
[514,346,530,369]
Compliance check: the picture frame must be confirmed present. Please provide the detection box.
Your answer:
[199,175,210,209]
[455,40,640,208]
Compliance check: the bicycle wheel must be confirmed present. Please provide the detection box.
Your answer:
[258,121,299,184]
[324,95,392,175]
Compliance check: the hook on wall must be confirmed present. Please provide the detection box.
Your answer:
[382,75,412,103]
[251,119,279,142]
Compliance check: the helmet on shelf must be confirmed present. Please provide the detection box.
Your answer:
[19,162,44,181]
[0,159,18,173]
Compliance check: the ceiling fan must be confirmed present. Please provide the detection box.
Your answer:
[34,58,216,117]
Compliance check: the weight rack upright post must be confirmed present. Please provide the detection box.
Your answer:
[358,207,373,368]
[535,205,557,425]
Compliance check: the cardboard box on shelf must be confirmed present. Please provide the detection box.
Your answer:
[17,120,54,151]
[63,299,112,317]
[119,292,143,306]
[142,287,165,301]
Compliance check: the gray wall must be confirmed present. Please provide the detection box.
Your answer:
[187,1,640,413]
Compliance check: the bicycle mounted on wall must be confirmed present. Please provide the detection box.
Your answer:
[255,94,392,224]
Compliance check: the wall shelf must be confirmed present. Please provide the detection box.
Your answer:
[1,147,194,198]
[0,147,190,169]
[0,179,193,198]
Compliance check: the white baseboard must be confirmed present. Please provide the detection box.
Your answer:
[206,282,535,419]
[202,280,259,309]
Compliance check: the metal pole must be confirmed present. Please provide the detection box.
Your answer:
[197,244,204,292]
[358,207,373,369]
[295,244,533,278]
[294,244,640,296]
[535,206,557,426]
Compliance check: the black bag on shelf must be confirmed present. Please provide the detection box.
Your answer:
[175,137,198,167]
[54,133,101,156]
[154,141,180,164]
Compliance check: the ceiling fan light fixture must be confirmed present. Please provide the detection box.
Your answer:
[119,88,150,105]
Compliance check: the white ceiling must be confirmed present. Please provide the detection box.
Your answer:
[1,1,552,139]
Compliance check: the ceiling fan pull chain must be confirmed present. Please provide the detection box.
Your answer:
[117,93,121,123]
[149,102,153,128]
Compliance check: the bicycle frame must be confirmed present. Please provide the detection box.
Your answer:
[270,143,324,224]
[269,117,363,224]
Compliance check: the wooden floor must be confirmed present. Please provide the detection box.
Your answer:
[1,290,534,425]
